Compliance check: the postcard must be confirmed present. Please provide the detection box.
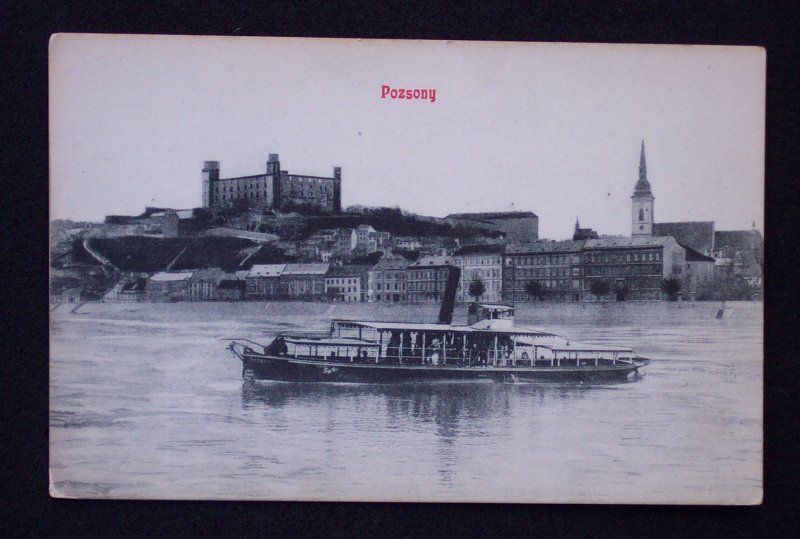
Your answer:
[49,34,764,503]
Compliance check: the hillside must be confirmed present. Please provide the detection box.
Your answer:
[88,237,189,272]
[170,237,261,272]
[84,236,297,273]
[302,208,502,238]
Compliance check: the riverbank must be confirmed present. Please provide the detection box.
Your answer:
[52,299,762,327]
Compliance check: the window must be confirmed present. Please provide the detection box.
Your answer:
[639,208,644,221]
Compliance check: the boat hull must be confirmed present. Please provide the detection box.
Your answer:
[239,353,647,384]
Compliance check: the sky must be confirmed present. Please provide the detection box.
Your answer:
[50,35,765,240]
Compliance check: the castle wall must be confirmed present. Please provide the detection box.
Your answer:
[203,155,340,213]
[276,173,337,212]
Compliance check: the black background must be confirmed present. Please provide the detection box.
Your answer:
[4,1,799,536]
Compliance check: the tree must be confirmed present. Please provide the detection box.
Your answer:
[524,280,544,301]
[661,277,682,301]
[613,280,629,301]
[351,251,384,265]
[590,279,610,300]
[325,286,340,302]
[191,207,212,224]
[468,278,486,301]
[696,276,755,301]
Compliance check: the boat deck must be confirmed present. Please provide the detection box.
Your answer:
[242,352,649,371]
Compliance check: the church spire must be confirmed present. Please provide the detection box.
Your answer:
[631,140,654,237]
[639,140,647,180]
[632,139,653,198]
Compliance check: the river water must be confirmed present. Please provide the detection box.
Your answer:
[49,301,762,503]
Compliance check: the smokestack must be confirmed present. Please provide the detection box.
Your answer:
[437,266,461,325]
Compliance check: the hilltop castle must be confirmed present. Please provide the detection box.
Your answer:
[202,154,341,213]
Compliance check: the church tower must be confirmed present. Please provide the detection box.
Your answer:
[631,140,654,236]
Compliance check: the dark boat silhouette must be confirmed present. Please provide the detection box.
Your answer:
[226,268,649,383]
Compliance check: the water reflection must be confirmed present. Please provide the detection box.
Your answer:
[240,380,609,414]
[239,380,624,488]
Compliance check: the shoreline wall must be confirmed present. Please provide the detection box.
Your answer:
[54,300,762,325]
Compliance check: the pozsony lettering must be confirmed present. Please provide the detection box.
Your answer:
[381,85,437,103]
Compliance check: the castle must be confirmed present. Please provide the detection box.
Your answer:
[202,154,341,213]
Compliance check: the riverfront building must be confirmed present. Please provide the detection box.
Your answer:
[324,265,371,302]
[502,236,687,302]
[217,279,246,300]
[502,241,586,302]
[146,271,194,302]
[452,244,504,303]
[406,255,456,303]
[202,154,341,214]
[186,267,226,301]
[279,263,329,299]
[682,245,716,299]
[581,236,686,301]
[367,256,409,303]
[245,264,286,299]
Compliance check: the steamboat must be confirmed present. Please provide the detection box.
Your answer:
[226,282,649,383]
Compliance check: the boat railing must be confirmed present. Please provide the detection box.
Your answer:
[259,338,642,369]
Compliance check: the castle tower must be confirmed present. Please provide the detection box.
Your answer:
[267,154,281,209]
[631,141,654,236]
[202,161,219,208]
[266,154,280,175]
[333,166,342,213]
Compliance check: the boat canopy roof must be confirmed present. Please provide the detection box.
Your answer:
[539,342,633,353]
[284,336,381,347]
[333,320,474,332]
[331,319,555,337]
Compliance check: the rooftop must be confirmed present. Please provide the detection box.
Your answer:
[506,240,586,254]
[150,272,194,282]
[283,263,330,275]
[409,255,453,267]
[584,236,675,249]
[453,244,505,255]
[371,257,409,271]
[248,264,286,277]
[188,267,226,281]
[326,265,372,278]
[680,244,716,262]
[653,221,715,254]
[714,229,763,250]
[446,211,538,220]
